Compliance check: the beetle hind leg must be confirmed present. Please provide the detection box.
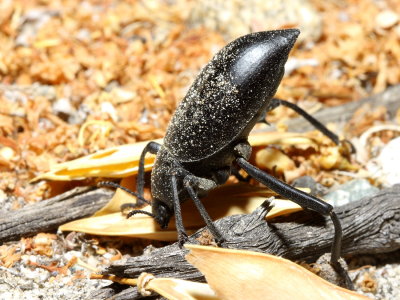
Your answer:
[270,98,341,145]
[235,156,354,289]
[262,98,355,153]
[274,98,356,153]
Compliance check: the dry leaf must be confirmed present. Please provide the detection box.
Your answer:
[32,139,163,181]
[185,245,370,300]
[31,233,57,256]
[319,146,355,171]
[33,132,316,182]
[255,147,296,173]
[59,184,304,240]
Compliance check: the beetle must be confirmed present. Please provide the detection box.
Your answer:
[101,29,350,282]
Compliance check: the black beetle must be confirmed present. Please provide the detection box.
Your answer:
[101,29,350,284]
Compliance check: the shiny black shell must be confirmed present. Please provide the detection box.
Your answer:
[164,29,299,162]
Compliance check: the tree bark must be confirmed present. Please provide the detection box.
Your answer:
[97,184,400,299]
[0,187,113,243]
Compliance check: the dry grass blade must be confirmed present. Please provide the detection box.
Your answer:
[185,245,370,300]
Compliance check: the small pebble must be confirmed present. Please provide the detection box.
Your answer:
[375,10,399,29]
[324,179,379,207]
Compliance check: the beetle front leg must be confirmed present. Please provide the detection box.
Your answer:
[183,175,225,245]
[120,141,162,212]
[98,141,161,211]
[235,155,354,289]
[136,141,162,200]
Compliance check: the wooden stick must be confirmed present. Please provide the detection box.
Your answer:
[0,187,113,243]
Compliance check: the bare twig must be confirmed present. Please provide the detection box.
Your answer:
[0,187,113,243]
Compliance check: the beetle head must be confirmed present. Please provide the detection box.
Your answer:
[227,29,300,100]
[152,198,172,229]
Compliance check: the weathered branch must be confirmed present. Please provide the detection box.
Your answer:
[98,184,400,299]
[0,187,113,243]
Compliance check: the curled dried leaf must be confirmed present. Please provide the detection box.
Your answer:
[185,245,370,300]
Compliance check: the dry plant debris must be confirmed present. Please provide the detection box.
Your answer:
[92,245,370,299]
[185,245,370,300]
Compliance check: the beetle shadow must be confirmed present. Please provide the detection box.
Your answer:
[179,183,276,230]
[265,209,329,261]
[267,209,326,226]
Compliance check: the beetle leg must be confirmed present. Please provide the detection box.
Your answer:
[97,181,151,209]
[235,156,354,289]
[183,175,225,245]
[98,142,161,213]
[259,98,339,143]
[276,98,356,153]
[273,98,341,144]
[171,174,189,247]
[236,156,340,258]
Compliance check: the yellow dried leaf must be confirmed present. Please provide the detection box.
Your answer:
[185,245,370,300]
[60,184,304,240]
[255,147,295,173]
[33,132,315,182]
[32,139,162,181]
[33,38,62,48]
[248,132,316,147]
[319,147,355,171]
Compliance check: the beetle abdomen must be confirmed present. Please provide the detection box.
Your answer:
[164,29,300,162]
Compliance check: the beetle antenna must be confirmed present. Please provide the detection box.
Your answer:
[97,181,152,206]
